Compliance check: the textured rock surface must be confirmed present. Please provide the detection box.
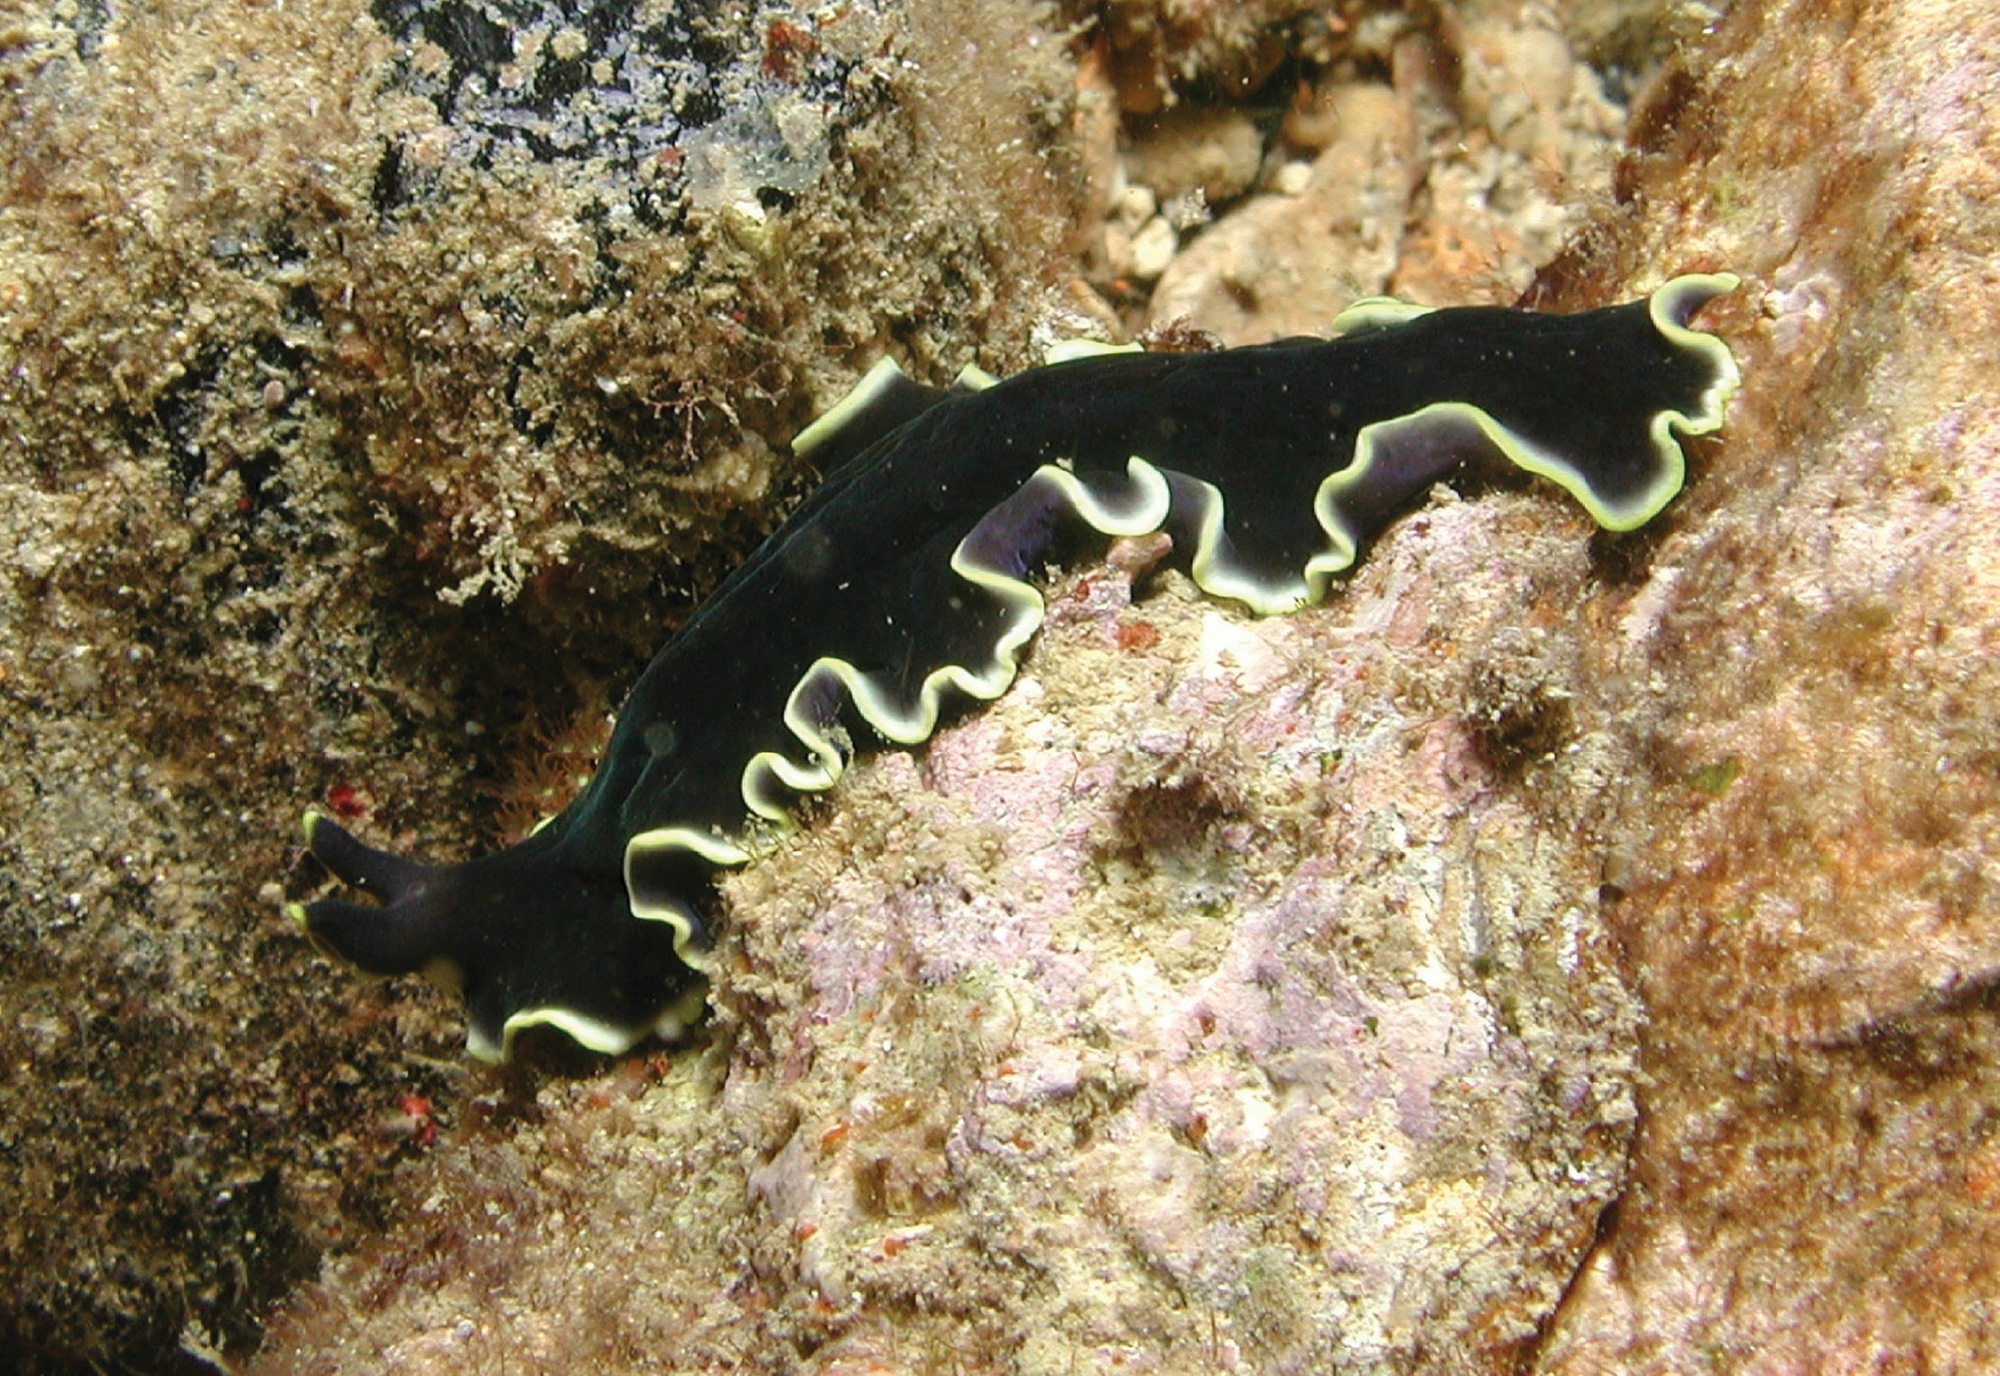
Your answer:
[716,512,1646,1372]
[1077,0,1671,343]
[0,0,1077,1365]
[1527,0,2000,1368]
[258,505,1646,1373]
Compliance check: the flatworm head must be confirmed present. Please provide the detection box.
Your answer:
[292,275,1740,1062]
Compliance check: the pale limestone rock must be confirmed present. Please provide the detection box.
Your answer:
[1148,84,1419,341]
[1146,8,1631,331]
[1126,215,1178,280]
[1124,104,1266,206]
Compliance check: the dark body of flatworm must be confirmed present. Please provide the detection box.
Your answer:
[292,275,1740,1062]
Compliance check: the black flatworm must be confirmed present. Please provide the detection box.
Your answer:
[291,275,1741,1062]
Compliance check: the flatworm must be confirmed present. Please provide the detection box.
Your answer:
[292,274,1741,1062]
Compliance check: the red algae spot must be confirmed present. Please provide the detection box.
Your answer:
[1115,618,1160,651]
[324,781,371,820]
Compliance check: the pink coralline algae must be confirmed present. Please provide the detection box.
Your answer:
[719,495,1642,1370]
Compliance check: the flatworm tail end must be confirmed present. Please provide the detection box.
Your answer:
[1549,271,1741,531]
[1311,273,1741,560]
[1649,272,1743,441]
[1615,271,1743,529]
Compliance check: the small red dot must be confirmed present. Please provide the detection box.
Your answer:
[326,782,370,820]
